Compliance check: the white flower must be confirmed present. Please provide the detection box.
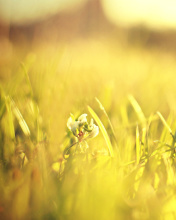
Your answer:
[89,118,94,129]
[87,124,99,139]
[78,114,87,124]
[67,114,87,137]
[67,117,78,136]
[67,115,74,130]
[67,113,99,141]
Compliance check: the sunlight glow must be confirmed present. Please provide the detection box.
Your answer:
[102,0,176,29]
[0,0,87,24]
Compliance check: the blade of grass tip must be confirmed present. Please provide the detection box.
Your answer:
[141,127,146,156]
[5,96,15,140]
[88,105,114,157]
[95,97,120,161]
[136,125,140,165]
[20,62,33,97]
[128,94,146,123]
[145,114,156,155]
[95,97,116,137]
[157,111,173,136]
[10,98,30,137]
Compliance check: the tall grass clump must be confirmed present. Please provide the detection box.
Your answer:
[0,40,176,220]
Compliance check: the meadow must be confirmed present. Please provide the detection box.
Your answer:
[0,34,176,220]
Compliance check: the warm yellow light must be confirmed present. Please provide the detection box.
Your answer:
[0,0,87,24]
[102,0,176,30]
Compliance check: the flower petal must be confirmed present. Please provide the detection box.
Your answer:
[87,125,99,139]
[78,114,87,124]
[89,118,94,129]
[67,116,74,130]
[71,121,80,136]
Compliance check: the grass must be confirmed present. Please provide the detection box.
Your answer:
[0,36,176,220]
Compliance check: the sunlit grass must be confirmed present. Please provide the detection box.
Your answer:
[0,37,176,220]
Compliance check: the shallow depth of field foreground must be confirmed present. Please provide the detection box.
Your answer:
[1,2,176,220]
[0,38,176,220]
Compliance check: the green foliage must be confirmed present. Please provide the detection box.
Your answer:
[88,105,114,157]
[0,39,176,220]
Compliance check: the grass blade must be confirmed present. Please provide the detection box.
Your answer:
[88,105,114,157]
[5,96,15,140]
[157,111,173,135]
[95,97,121,161]
[136,125,140,165]
[20,62,33,97]
[141,127,147,156]
[11,98,30,137]
[95,97,116,137]
[128,95,145,123]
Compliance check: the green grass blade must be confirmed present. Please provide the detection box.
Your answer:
[136,125,140,165]
[95,97,116,137]
[5,96,15,140]
[128,95,146,123]
[88,105,114,157]
[0,88,6,121]
[20,62,33,97]
[11,98,30,137]
[163,154,174,185]
[120,104,129,126]
[157,111,173,135]
[95,97,121,161]
[141,127,147,156]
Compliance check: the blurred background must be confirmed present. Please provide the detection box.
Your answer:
[1,0,176,147]
[1,0,176,149]
[1,1,176,220]
[1,0,176,44]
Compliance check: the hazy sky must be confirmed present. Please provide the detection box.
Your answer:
[0,0,176,29]
[0,0,87,24]
[102,0,176,30]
